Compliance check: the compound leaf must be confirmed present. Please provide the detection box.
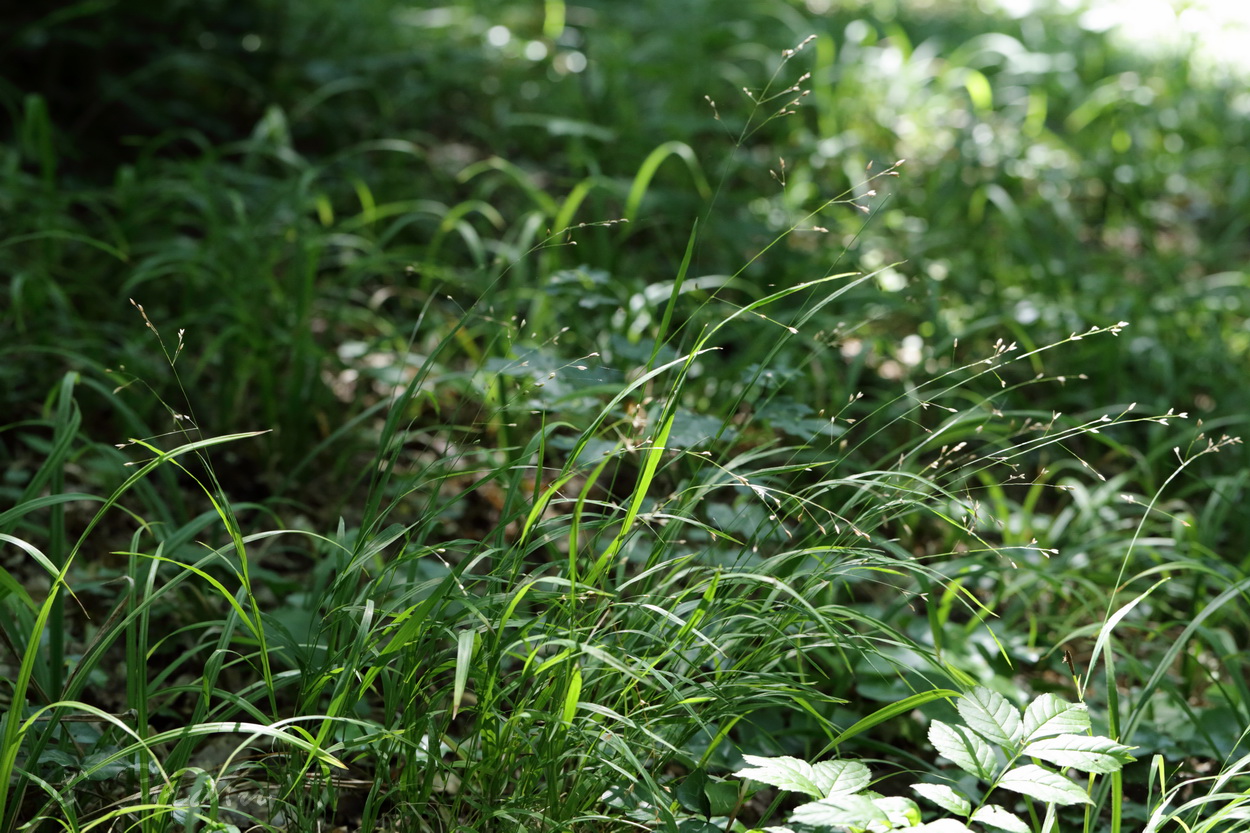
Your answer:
[958,688,1023,749]
[929,720,997,781]
[1023,734,1136,774]
[911,782,971,816]
[998,764,1092,805]
[1023,694,1090,741]
[971,804,1031,833]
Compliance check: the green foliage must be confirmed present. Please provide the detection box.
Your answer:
[733,687,1135,833]
[2,0,1249,830]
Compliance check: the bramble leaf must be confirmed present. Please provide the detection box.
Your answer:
[911,820,976,832]
[1023,694,1090,741]
[791,794,887,828]
[998,764,1092,805]
[958,688,1023,749]
[1022,733,1136,774]
[929,720,997,781]
[911,782,971,816]
[971,804,1031,833]
[874,795,922,828]
[735,755,869,799]
[817,759,873,798]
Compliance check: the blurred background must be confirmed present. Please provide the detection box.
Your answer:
[3,0,1247,539]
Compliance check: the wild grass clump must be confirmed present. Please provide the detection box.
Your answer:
[2,1,1249,831]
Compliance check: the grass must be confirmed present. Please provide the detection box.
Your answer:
[2,0,1249,830]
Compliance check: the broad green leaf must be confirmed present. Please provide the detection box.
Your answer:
[791,794,887,828]
[1022,734,1136,774]
[1022,694,1090,741]
[735,755,869,799]
[705,779,740,816]
[817,759,872,798]
[911,782,971,816]
[874,795,922,827]
[80,751,134,782]
[929,720,997,781]
[37,750,77,768]
[997,764,1092,805]
[972,804,1031,833]
[676,768,711,816]
[912,820,976,833]
[672,767,741,818]
[957,688,1023,749]
[676,821,720,833]
[736,755,822,798]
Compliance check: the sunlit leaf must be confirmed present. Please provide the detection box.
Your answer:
[911,820,976,833]
[790,794,887,828]
[1023,734,1136,774]
[997,764,1092,805]
[911,782,971,816]
[1023,694,1090,741]
[874,794,922,827]
[929,720,997,781]
[957,687,1023,749]
[735,755,870,799]
[971,804,1031,833]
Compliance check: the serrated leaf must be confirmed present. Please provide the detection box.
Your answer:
[1023,694,1090,741]
[814,759,872,798]
[911,782,972,816]
[737,755,821,798]
[874,795,922,827]
[958,688,1023,749]
[912,820,976,833]
[791,794,888,828]
[997,764,1092,805]
[972,804,1031,833]
[735,750,825,790]
[929,720,997,781]
[737,755,867,799]
[1023,734,1136,774]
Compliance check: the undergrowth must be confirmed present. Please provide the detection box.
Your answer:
[2,1,1249,831]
